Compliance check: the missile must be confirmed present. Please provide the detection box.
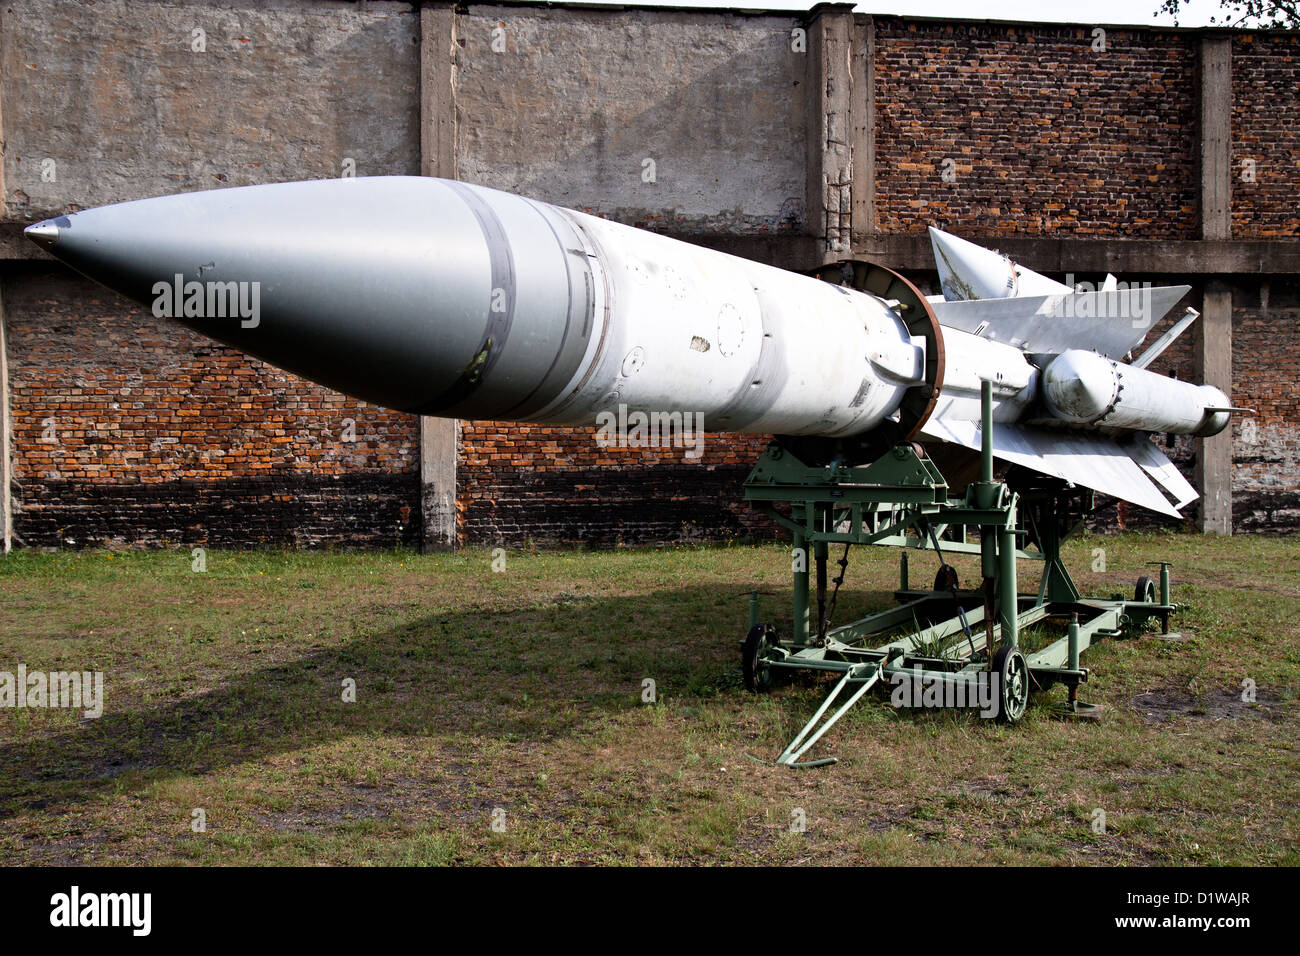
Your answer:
[24,176,1231,517]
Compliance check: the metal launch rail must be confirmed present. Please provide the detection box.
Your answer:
[741,381,1175,768]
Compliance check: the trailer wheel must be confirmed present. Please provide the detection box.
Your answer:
[991,646,1029,723]
[742,624,778,692]
[1134,576,1156,603]
[934,564,959,592]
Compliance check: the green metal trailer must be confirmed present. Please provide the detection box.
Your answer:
[741,381,1175,768]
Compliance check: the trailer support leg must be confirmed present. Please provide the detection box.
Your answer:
[793,529,810,647]
[766,661,885,768]
[998,523,1019,649]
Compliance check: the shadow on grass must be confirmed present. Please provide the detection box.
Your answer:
[0,585,901,819]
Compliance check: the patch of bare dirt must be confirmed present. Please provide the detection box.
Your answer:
[1132,686,1288,724]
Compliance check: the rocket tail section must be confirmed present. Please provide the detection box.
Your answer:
[919,418,1195,518]
[906,228,1222,518]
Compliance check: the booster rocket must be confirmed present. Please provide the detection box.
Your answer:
[24,176,1233,517]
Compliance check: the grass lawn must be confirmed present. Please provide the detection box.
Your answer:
[0,532,1296,865]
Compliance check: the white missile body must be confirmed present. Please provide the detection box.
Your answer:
[540,211,925,438]
[23,177,1231,518]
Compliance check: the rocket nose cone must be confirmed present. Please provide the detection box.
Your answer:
[23,219,63,251]
[1042,349,1119,424]
[29,179,498,412]
[23,177,594,419]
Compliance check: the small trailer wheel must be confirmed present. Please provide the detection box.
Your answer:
[991,646,1030,724]
[742,624,778,692]
[1134,576,1156,603]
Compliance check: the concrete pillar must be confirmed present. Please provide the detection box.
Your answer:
[419,417,458,552]
[1199,35,1232,242]
[0,19,10,553]
[852,16,876,239]
[0,285,11,554]
[421,3,458,183]
[804,4,856,261]
[418,3,459,552]
[1196,35,1233,535]
[1196,282,1233,535]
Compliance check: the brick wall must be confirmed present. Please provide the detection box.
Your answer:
[873,19,1199,237]
[1230,278,1300,530]
[1231,32,1300,239]
[457,422,773,545]
[5,273,420,548]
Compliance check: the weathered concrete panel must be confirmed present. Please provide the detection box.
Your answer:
[3,0,420,220]
[455,6,807,235]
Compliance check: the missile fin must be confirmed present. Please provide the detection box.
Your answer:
[1124,437,1199,510]
[920,419,1185,517]
[929,227,1016,301]
[1011,264,1075,298]
[1132,307,1199,369]
[930,285,1190,358]
[929,227,1073,301]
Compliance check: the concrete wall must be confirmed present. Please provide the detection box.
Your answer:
[455,6,807,234]
[2,0,420,220]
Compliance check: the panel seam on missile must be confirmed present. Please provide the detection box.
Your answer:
[526,213,615,423]
[498,198,582,420]
[415,181,518,414]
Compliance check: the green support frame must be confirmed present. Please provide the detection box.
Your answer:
[741,384,1176,768]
